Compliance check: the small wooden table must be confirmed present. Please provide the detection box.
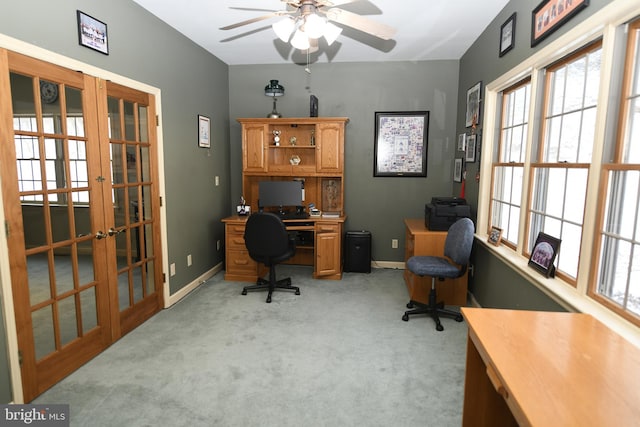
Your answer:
[461,307,640,426]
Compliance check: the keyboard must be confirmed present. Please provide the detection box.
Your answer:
[281,212,310,220]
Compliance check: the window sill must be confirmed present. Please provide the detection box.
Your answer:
[475,235,640,349]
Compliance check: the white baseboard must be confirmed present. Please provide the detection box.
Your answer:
[371,260,405,270]
[164,262,224,308]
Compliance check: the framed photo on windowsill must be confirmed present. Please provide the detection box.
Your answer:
[528,232,561,277]
[488,226,503,246]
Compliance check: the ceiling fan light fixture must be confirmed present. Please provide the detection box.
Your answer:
[272,17,295,42]
[323,22,342,46]
[290,29,310,50]
[304,13,326,39]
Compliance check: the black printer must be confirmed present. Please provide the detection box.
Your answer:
[425,197,471,231]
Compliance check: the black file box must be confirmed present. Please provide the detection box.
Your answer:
[344,231,371,273]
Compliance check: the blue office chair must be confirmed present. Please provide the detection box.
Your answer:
[402,217,474,331]
[242,212,300,303]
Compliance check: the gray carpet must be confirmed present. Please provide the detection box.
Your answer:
[34,266,469,426]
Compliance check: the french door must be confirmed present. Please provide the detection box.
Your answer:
[0,50,163,402]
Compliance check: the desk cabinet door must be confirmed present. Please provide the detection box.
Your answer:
[315,222,341,277]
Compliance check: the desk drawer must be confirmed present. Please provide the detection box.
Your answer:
[226,249,257,275]
[316,222,340,233]
[227,232,247,250]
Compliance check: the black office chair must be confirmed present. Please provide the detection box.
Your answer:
[402,217,474,331]
[242,212,300,303]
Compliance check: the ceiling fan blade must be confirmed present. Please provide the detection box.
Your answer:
[324,7,396,40]
[317,0,359,7]
[220,12,289,31]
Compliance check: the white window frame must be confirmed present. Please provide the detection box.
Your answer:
[476,1,640,347]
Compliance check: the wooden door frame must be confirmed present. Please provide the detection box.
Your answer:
[0,37,169,403]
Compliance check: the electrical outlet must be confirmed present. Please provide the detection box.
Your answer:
[392,239,398,249]
[187,254,192,266]
[215,176,220,186]
[216,240,221,251]
[170,263,176,276]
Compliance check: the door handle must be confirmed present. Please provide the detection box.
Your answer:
[108,227,122,236]
[95,231,108,240]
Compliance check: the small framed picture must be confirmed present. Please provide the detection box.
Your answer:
[499,13,517,57]
[465,134,477,162]
[453,158,463,183]
[77,10,109,55]
[488,226,503,246]
[465,81,482,128]
[458,133,466,151]
[528,232,561,277]
[198,115,211,148]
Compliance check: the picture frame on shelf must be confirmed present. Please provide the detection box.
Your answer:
[198,114,211,148]
[465,82,482,128]
[465,134,477,162]
[500,13,517,57]
[374,111,429,177]
[488,226,503,246]
[528,232,562,277]
[531,0,589,47]
[453,158,463,183]
[77,10,109,55]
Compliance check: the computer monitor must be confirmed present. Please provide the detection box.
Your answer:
[258,181,303,213]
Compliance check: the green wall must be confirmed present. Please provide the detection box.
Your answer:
[229,61,460,262]
[458,0,614,310]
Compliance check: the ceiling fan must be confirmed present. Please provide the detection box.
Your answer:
[220,0,396,51]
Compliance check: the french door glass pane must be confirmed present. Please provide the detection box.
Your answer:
[80,287,98,333]
[53,250,74,295]
[32,305,55,361]
[58,295,78,347]
[27,252,50,306]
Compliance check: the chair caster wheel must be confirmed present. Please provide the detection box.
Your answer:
[406,302,414,309]
[436,324,444,331]
[241,290,247,295]
[402,313,409,321]
[295,290,300,295]
[455,314,463,322]
[266,296,272,303]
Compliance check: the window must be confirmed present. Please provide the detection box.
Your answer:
[491,79,530,247]
[594,18,640,321]
[529,43,602,283]
[480,6,640,329]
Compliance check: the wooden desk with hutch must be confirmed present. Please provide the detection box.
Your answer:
[403,218,468,306]
[223,117,349,281]
[461,307,640,426]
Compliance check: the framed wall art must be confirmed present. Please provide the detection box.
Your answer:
[528,232,561,277]
[458,133,466,151]
[465,134,477,163]
[531,0,589,47]
[374,111,429,177]
[77,10,109,55]
[198,115,211,148]
[453,158,463,183]
[465,82,482,128]
[500,13,517,57]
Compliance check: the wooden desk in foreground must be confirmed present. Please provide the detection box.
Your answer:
[461,307,640,426]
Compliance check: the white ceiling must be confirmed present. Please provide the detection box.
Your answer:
[132,0,510,65]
